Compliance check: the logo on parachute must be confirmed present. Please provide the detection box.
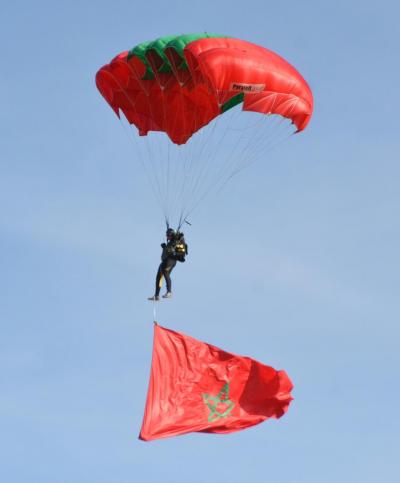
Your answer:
[230,82,265,93]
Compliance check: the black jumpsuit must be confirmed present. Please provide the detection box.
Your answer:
[154,242,177,296]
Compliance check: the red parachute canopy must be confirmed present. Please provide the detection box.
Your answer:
[96,33,313,145]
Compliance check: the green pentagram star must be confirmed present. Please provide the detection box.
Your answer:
[202,382,235,422]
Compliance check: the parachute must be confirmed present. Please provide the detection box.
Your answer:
[96,33,313,228]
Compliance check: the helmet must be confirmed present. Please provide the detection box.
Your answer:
[166,228,175,238]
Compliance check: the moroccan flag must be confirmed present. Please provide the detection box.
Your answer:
[139,323,293,441]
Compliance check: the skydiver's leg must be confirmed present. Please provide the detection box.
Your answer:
[162,258,176,294]
[155,263,164,297]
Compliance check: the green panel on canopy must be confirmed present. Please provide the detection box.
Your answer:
[128,33,230,78]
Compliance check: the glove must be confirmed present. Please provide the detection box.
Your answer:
[161,243,166,248]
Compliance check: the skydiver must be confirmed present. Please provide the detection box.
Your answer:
[148,228,188,301]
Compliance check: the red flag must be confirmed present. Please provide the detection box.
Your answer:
[139,323,293,441]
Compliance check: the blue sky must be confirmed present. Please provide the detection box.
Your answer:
[1,1,399,482]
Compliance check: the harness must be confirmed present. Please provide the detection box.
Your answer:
[169,233,188,262]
